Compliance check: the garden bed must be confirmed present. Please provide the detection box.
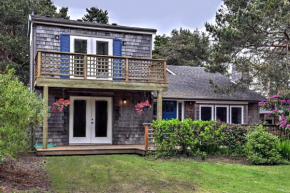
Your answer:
[0,153,50,192]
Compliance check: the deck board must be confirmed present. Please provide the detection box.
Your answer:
[36,145,147,156]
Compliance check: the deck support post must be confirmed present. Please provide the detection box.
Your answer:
[157,90,162,120]
[43,86,48,149]
[144,124,149,150]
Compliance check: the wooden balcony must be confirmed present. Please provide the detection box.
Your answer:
[34,50,168,91]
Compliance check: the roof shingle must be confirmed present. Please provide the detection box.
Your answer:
[162,65,265,102]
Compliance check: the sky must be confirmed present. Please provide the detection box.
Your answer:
[53,0,222,35]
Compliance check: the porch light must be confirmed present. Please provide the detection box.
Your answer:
[123,98,127,104]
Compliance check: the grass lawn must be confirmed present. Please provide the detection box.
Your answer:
[46,155,290,193]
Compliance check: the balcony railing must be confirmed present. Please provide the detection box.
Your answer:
[35,50,167,83]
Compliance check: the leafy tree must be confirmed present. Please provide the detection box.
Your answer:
[153,29,210,67]
[206,0,290,96]
[82,7,109,24]
[0,70,47,162]
[0,0,70,85]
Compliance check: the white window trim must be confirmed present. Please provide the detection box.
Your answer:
[215,105,229,123]
[264,117,275,125]
[199,105,214,121]
[70,36,113,80]
[92,38,113,56]
[230,106,244,124]
[70,36,92,54]
[177,101,185,121]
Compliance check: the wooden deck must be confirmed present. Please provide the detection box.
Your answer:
[36,145,147,156]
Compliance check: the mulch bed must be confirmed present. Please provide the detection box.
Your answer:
[0,153,51,192]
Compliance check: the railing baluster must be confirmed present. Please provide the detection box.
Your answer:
[84,54,87,79]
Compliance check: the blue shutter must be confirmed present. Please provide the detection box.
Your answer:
[60,34,70,79]
[113,39,122,80]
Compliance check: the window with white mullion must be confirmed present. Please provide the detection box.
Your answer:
[199,105,214,121]
[215,106,229,123]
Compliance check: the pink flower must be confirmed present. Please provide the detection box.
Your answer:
[287,100,290,104]
[272,109,278,113]
[258,101,265,105]
[287,124,290,128]
[281,99,287,104]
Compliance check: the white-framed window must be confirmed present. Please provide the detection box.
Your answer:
[264,117,274,125]
[199,105,214,121]
[230,106,244,124]
[215,105,229,123]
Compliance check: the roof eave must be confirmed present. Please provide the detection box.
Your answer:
[31,16,157,35]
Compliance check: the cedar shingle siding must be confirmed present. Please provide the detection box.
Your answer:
[35,88,152,146]
[33,25,152,58]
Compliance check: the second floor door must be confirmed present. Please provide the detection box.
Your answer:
[70,36,113,79]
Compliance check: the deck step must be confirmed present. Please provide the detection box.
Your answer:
[36,145,147,156]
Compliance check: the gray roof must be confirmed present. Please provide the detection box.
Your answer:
[162,65,265,102]
[30,15,157,34]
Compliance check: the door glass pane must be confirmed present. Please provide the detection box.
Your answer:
[74,39,87,76]
[231,107,242,124]
[169,102,174,112]
[74,39,87,53]
[216,107,227,123]
[178,103,182,121]
[201,107,212,121]
[97,41,109,55]
[96,41,109,77]
[95,101,108,137]
[73,100,86,137]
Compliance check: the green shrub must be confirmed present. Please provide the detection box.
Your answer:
[222,125,248,156]
[244,125,282,165]
[278,140,290,160]
[151,119,224,157]
[0,70,47,161]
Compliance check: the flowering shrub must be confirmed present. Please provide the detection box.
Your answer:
[259,92,290,129]
[135,100,151,114]
[52,98,70,114]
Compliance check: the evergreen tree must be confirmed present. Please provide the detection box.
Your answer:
[82,7,109,24]
[0,0,69,84]
[206,0,290,96]
[153,29,210,67]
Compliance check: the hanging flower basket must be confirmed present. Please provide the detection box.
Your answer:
[135,100,151,114]
[52,98,70,114]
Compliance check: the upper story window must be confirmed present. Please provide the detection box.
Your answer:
[70,36,112,55]
[97,41,109,55]
[74,39,87,53]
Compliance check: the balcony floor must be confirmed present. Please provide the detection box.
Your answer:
[35,77,168,91]
[36,145,149,156]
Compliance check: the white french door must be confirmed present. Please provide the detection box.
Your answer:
[70,36,113,80]
[69,96,112,144]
